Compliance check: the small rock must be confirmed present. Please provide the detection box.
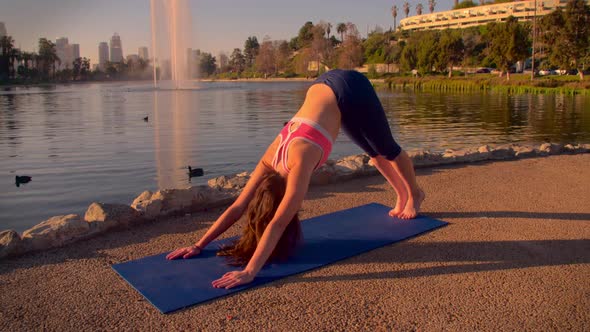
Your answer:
[513,145,537,158]
[208,175,247,190]
[85,203,140,232]
[478,145,491,153]
[131,191,163,219]
[22,214,89,251]
[0,230,22,259]
[489,144,516,160]
[539,143,562,155]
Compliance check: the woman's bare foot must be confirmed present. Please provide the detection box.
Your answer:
[399,189,426,219]
[389,193,408,217]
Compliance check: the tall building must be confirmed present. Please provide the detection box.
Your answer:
[71,44,80,60]
[98,42,109,70]
[110,33,123,63]
[55,37,69,70]
[0,22,6,37]
[138,47,149,60]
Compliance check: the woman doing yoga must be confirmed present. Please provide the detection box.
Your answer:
[166,69,425,289]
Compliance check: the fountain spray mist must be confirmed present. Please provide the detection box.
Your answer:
[150,0,194,89]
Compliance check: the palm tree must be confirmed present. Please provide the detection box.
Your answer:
[10,48,21,78]
[0,36,14,57]
[1,36,15,79]
[403,1,410,17]
[392,5,399,30]
[429,0,437,13]
[38,38,59,79]
[454,0,459,8]
[416,3,424,15]
[336,23,347,42]
[326,23,332,39]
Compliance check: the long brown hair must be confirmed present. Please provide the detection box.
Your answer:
[217,171,302,266]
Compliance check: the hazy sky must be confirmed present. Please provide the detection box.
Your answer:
[0,0,455,65]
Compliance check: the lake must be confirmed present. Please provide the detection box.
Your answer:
[1,81,589,232]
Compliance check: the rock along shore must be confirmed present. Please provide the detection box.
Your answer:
[1,142,588,259]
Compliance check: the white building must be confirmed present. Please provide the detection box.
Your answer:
[110,33,123,63]
[55,37,69,70]
[71,44,80,60]
[138,47,149,60]
[98,42,109,70]
[399,0,590,31]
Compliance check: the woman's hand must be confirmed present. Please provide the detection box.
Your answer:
[212,270,255,289]
[166,245,202,260]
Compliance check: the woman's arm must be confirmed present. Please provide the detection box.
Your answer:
[194,160,273,249]
[211,146,318,288]
[167,137,280,260]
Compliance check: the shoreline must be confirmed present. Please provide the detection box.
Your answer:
[1,142,588,259]
[1,153,588,330]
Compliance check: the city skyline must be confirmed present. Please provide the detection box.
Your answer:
[0,0,457,65]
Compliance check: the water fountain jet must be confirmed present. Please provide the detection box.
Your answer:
[150,0,195,89]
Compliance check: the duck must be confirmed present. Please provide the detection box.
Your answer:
[188,166,204,177]
[15,175,32,187]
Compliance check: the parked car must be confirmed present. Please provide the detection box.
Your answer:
[538,69,556,76]
[475,68,491,73]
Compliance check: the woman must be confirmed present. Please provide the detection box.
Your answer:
[166,69,425,289]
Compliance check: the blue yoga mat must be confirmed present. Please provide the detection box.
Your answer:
[112,203,447,313]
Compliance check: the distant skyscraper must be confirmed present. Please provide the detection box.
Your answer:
[0,22,6,37]
[110,33,123,63]
[71,44,80,60]
[98,42,109,70]
[55,37,69,70]
[138,47,149,60]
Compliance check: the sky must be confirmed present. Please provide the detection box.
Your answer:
[0,0,456,65]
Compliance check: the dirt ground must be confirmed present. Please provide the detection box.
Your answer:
[1,154,589,331]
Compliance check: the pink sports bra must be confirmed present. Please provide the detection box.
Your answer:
[271,117,334,174]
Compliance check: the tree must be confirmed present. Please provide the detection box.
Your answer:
[416,3,424,16]
[37,38,59,79]
[462,28,486,72]
[437,29,464,77]
[311,24,330,74]
[338,23,363,69]
[400,36,419,72]
[429,0,437,13]
[454,0,478,10]
[404,1,410,18]
[229,48,246,74]
[0,36,15,79]
[540,0,590,80]
[295,21,315,49]
[217,52,229,72]
[486,17,531,80]
[80,57,91,80]
[274,40,291,74]
[416,30,440,74]
[73,57,82,80]
[392,5,399,30]
[364,31,389,63]
[336,23,347,42]
[256,36,276,77]
[199,52,216,77]
[244,36,260,68]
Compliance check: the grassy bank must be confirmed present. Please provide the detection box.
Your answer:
[383,74,590,95]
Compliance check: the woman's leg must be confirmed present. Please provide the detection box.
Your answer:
[388,151,425,219]
[371,155,408,216]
